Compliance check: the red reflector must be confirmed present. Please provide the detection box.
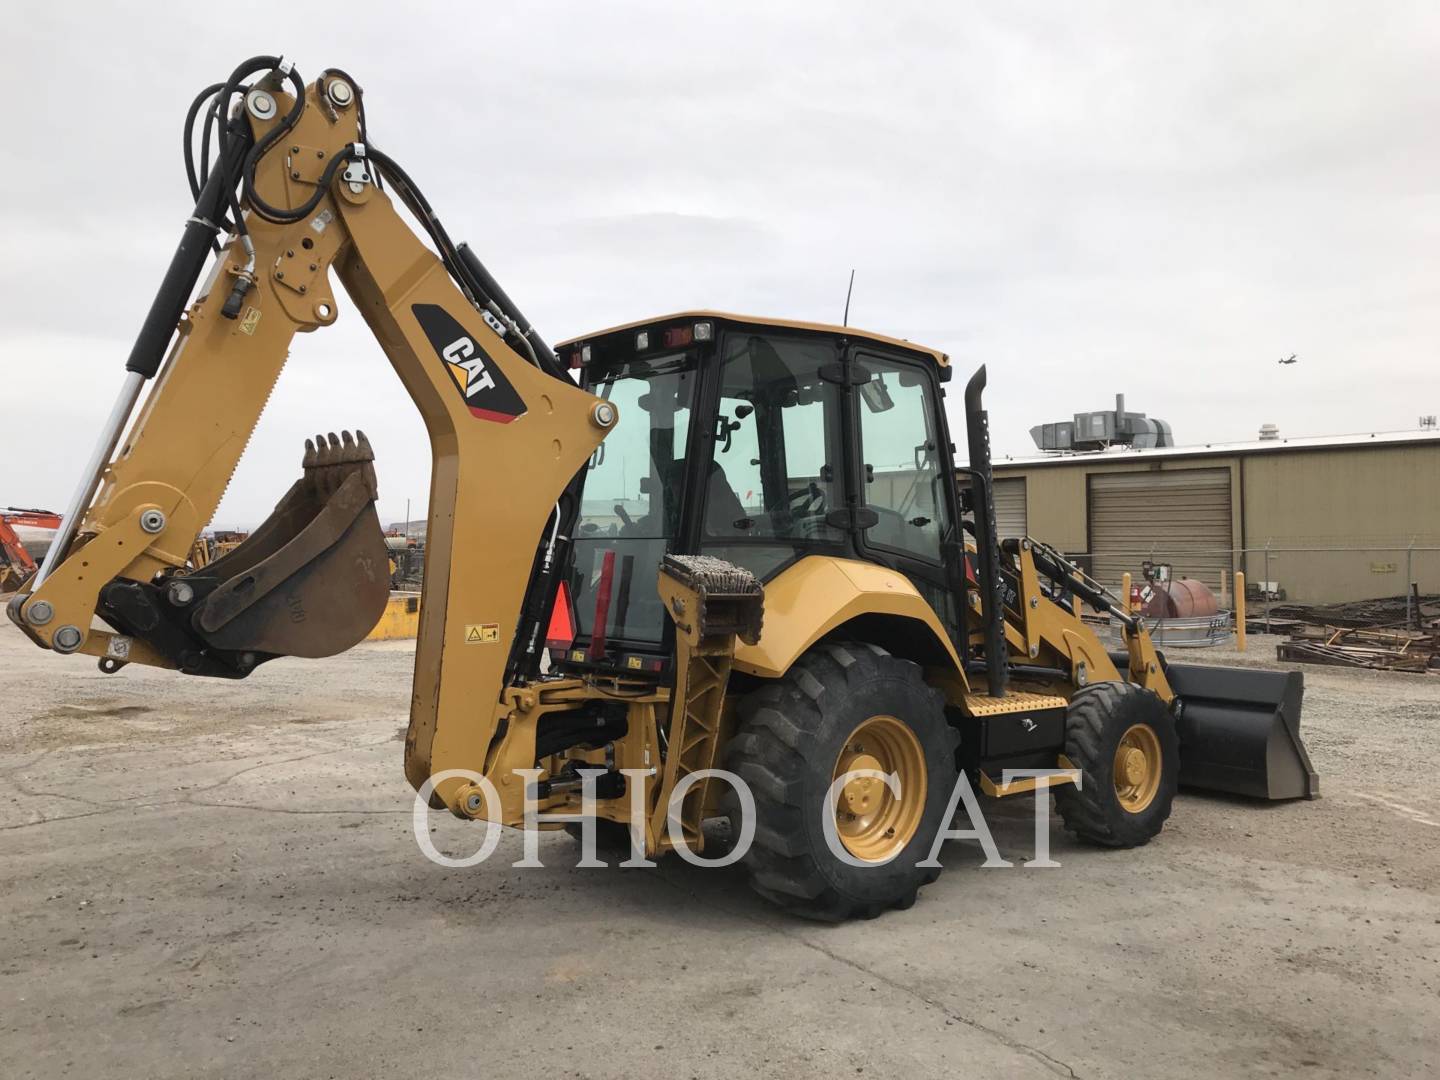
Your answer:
[662,327,693,348]
[545,581,577,649]
[569,350,583,370]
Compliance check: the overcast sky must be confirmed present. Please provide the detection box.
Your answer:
[2,3,1437,528]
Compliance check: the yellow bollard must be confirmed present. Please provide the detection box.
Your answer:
[1234,571,1247,652]
[1121,572,1132,614]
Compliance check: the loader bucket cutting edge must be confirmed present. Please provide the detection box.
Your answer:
[1165,662,1319,801]
[189,431,391,659]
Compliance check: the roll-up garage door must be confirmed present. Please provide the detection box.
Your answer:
[992,477,1027,542]
[1088,468,1232,592]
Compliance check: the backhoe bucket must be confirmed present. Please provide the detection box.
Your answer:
[190,431,390,658]
[0,565,26,595]
[1165,663,1319,800]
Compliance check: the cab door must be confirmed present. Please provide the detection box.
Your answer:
[850,350,966,645]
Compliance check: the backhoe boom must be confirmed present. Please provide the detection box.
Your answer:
[8,60,613,814]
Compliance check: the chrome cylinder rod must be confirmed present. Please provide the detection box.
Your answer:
[32,370,147,589]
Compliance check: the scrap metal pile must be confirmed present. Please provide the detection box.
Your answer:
[1277,624,1440,673]
[1265,593,1440,631]
[1266,593,1440,673]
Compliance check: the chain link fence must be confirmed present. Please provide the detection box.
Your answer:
[1072,542,1440,632]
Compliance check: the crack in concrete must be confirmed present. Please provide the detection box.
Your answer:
[183,798,406,816]
[655,868,1082,1079]
[6,772,130,807]
[787,925,1082,1079]
[0,737,399,831]
[0,806,129,832]
[0,749,52,777]
[182,737,390,796]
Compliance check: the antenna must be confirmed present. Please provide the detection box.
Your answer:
[842,269,855,327]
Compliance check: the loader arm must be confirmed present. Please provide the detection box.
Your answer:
[8,60,613,811]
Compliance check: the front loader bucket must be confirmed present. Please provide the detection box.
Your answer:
[190,431,390,658]
[1165,663,1319,800]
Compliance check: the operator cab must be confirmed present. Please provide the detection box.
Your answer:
[552,313,963,675]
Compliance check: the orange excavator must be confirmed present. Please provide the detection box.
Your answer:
[0,508,60,594]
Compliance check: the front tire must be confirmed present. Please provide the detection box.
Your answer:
[1053,682,1179,848]
[722,642,958,921]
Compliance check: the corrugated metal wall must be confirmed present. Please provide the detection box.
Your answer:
[1242,444,1440,603]
[993,477,1027,542]
[1088,468,1232,591]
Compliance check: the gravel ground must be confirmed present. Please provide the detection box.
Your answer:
[1,625,1437,1079]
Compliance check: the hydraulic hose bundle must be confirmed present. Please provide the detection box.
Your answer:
[178,56,559,373]
[37,56,573,639]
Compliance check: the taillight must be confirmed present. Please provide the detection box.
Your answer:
[662,326,693,348]
[545,580,577,650]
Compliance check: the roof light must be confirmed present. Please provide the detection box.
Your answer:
[693,321,713,341]
[569,344,591,370]
[636,331,650,351]
[662,326,693,348]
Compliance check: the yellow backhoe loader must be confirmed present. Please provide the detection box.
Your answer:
[10,58,1317,920]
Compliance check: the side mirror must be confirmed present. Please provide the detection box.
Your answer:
[858,375,894,414]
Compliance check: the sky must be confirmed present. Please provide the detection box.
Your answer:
[2,2,1437,528]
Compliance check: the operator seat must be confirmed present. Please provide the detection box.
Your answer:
[703,461,749,534]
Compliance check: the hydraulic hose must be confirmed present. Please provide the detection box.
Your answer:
[456,243,562,378]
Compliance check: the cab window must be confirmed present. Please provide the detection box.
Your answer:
[856,355,949,563]
[572,351,696,646]
[705,333,844,544]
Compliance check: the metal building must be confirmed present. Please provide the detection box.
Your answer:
[985,430,1440,605]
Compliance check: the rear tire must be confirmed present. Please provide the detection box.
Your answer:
[722,642,959,922]
[1053,682,1178,848]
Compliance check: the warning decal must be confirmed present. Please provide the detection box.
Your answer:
[464,623,501,644]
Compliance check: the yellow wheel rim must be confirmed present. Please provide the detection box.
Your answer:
[1113,723,1162,813]
[832,715,927,862]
